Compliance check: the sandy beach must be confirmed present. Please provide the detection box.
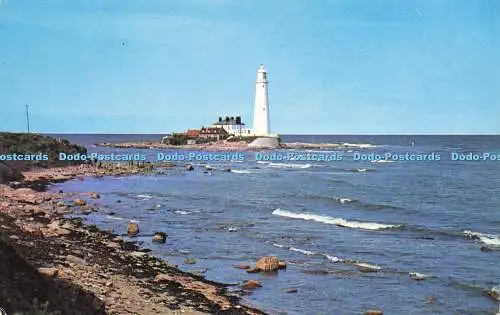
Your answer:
[0,164,265,315]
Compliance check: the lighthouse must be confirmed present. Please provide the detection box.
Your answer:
[252,64,270,136]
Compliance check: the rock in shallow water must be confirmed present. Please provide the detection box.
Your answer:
[184,258,197,264]
[73,198,86,206]
[152,232,167,243]
[241,280,261,290]
[365,310,383,315]
[255,256,280,272]
[127,222,139,235]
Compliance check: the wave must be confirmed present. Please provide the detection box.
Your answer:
[349,168,376,173]
[231,169,252,174]
[104,215,126,221]
[351,262,382,271]
[257,161,270,164]
[342,143,377,148]
[489,285,500,300]
[272,208,400,231]
[325,254,341,263]
[301,195,403,211]
[268,162,312,169]
[305,195,357,204]
[289,247,315,255]
[174,210,190,215]
[370,160,394,163]
[463,230,500,246]
[136,194,152,199]
[273,244,381,270]
[409,272,430,280]
[334,197,356,205]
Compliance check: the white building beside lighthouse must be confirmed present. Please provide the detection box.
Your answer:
[252,64,270,136]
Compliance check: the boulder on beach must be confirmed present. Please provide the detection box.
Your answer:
[38,267,59,277]
[365,310,383,315]
[0,162,24,184]
[90,193,100,199]
[152,232,167,243]
[127,222,139,235]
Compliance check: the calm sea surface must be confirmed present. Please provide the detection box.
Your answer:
[47,135,500,314]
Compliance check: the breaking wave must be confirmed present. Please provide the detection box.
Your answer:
[230,169,252,174]
[342,143,377,148]
[289,247,315,255]
[349,168,376,173]
[272,243,380,269]
[268,162,312,169]
[370,160,395,163]
[463,230,500,246]
[272,208,400,230]
[302,194,402,211]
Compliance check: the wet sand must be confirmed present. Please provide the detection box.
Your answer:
[0,164,265,315]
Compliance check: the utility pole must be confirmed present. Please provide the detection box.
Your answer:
[25,104,30,133]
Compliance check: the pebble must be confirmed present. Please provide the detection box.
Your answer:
[38,267,59,277]
[66,254,87,266]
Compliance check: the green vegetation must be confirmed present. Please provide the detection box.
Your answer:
[0,133,87,170]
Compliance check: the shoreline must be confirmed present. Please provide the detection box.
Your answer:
[96,140,376,151]
[0,165,266,315]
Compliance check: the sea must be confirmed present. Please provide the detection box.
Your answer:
[46,134,500,315]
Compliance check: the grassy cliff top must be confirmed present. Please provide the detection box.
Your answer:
[0,132,87,171]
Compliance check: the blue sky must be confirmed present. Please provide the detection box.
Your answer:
[0,0,499,134]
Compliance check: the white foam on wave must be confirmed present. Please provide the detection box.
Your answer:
[174,210,190,215]
[354,262,382,270]
[370,160,394,163]
[272,243,383,270]
[334,197,356,204]
[289,247,315,255]
[137,194,152,199]
[325,254,342,263]
[257,161,270,164]
[463,230,500,246]
[268,162,312,169]
[342,142,377,148]
[231,169,252,174]
[105,215,126,221]
[272,209,400,231]
[490,285,500,300]
[409,272,430,280]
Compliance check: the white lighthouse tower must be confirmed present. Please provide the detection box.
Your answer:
[248,64,280,148]
[252,64,270,136]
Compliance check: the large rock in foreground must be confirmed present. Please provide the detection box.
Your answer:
[0,162,24,184]
[255,256,284,272]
